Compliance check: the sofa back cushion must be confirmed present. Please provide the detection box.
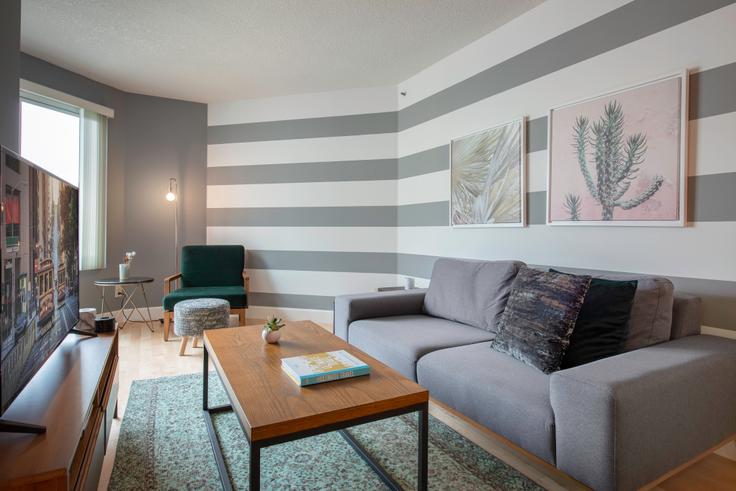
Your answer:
[423,258,524,333]
[553,268,675,351]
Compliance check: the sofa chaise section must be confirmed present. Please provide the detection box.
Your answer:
[417,341,556,463]
[551,333,736,491]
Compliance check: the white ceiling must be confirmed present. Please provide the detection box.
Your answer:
[21,0,543,103]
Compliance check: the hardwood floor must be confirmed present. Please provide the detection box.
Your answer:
[98,320,736,490]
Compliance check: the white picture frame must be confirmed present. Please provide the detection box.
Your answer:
[546,71,688,227]
[450,117,527,228]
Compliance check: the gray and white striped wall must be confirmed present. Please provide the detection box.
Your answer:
[207,0,736,333]
[207,86,399,322]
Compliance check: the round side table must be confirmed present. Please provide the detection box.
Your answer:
[93,276,155,331]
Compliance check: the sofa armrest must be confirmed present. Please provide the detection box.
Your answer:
[333,289,427,340]
[550,335,736,491]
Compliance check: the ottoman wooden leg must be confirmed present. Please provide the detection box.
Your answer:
[192,336,199,348]
[179,336,189,356]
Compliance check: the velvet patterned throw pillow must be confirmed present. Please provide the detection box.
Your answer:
[490,267,591,374]
[551,270,638,368]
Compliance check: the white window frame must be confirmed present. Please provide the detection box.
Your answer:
[19,84,112,271]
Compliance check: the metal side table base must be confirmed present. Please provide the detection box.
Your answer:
[94,276,156,331]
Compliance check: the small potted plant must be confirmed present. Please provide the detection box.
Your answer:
[262,315,285,343]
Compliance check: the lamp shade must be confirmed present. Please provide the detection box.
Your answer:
[166,177,178,201]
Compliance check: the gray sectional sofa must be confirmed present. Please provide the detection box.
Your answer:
[334,258,736,491]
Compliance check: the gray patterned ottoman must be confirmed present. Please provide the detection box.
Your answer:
[173,298,230,355]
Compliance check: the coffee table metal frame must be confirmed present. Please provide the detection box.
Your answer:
[93,277,155,331]
[202,346,429,491]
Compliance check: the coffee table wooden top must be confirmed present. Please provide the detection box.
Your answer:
[203,320,428,443]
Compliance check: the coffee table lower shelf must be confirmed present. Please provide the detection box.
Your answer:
[202,347,429,491]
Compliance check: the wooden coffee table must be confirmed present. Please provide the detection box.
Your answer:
[202,320,429,490]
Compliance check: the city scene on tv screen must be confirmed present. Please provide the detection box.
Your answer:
[0,154,79,412]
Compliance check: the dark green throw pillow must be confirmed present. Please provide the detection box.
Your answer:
[551,269,638,368]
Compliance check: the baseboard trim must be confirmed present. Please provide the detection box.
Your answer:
[701,325,736,339]
[246,306,333,324]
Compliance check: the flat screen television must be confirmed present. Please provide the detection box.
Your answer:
[0,145,80,418]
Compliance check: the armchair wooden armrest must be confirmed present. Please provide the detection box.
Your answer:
[242,270,250,293]
[164,273,182,295]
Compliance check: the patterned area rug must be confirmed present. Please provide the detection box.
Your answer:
[110,373,541,490]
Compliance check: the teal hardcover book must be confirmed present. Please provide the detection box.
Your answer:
[281,350,370,387]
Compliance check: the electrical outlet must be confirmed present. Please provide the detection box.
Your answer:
[114,286,125,297]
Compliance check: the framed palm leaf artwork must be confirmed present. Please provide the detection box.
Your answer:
[450,118,526,227]
[547,71,687,226]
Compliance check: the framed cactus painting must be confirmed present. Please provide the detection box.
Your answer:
[547,72,687,226]
[450,118,526,227]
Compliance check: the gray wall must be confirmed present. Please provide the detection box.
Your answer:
[0,0,20,151]
[120,93,207,309]
[19,54,207,312]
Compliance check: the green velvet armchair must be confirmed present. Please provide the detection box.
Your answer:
[162,245,249,341]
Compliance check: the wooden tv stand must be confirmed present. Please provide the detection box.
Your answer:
[0,329,119,490]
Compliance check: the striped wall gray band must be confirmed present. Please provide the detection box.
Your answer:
[399,59,735,178]
[207,62,736,185]
[208,158,397,185]
[206,0,733,144]
[528,191,546,225]
[207,205,397,227]
[397,116,549,180]
[207,172,736,226]
[395,254,735,331]
[688,172,736,222]
[397,0,734,131]
[249,292,334,311]
[208,111,396,144]
[246,256,734,331]
[247,250,395,274]
[689,61,736,120]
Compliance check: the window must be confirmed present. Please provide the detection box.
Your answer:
[20,91,108,270]
[20,99,80,186]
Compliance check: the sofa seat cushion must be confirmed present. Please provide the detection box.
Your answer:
[423,258,525,333]
[417,342,556,464]
[163,285,246,311]
[348,315,493,380]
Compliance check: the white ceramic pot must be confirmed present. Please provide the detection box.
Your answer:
[262,328,282,343]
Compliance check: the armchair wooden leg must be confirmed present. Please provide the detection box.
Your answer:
[179,336,189,356]
[234,308,246,326]
[192,336,199,348]
[164,311,172,341]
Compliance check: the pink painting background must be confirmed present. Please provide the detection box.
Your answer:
[549,77,682,222]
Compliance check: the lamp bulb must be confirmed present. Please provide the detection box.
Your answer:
[166,192,176,202]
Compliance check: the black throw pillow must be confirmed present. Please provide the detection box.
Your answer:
[490,267,591,374]
[551,270,638,368]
